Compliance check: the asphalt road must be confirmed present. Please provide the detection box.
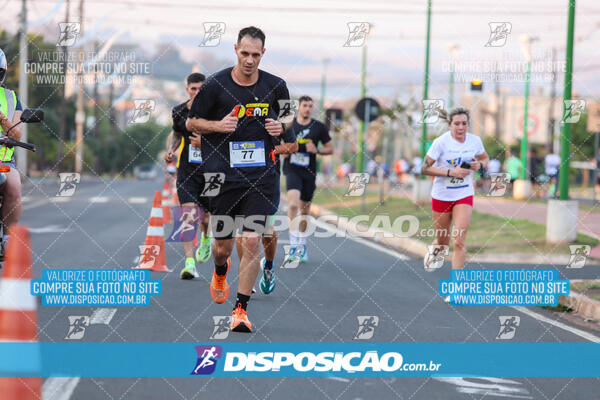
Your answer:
[16,176,600,399]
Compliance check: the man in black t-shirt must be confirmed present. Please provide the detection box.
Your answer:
[235,124,297,296]
[283,96,333,264]
[186,26,289,333]
[167,73,213,280]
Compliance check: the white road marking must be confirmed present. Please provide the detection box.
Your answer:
[326,377,350,383]
[90,308,117,325]
[51,197,71,203]
[314,216,600,343]
[22,196,31,202]
[311,217,410,260]
[29,225,71,234]
[512,306,600,343]
[0,279,36,310]
[42,377,80,400]
[89,196,109,203]
[435,377,532,399]
[128,197,148,204]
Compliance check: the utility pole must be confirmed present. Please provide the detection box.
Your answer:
[17,0,28,174]
[319,58,329,122]
[446,43,458,110]
[74,0,85,173]
[421,0,432,159]
[357,45,366,174]
[93,40,99,137]
[495,61,501,140]
[559,0,576,200]
[58,0,70,166]
[548,47,557,153]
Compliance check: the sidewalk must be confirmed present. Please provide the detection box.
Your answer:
[473,197,600,240]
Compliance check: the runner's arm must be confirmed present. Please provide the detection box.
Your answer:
[186,114,236,134]
[318,140,334,155]
[274,142,298,155]
[471,151,489,171]
[421,156,464,177]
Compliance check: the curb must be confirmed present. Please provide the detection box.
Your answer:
[559,289,600,321]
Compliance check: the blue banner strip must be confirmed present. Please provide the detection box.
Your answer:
[1,342,600,378]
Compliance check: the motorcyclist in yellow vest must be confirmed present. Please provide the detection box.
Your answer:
[0,49,24,247]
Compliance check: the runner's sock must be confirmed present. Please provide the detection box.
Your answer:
[215,262,227,276]
[264,259,273,270]
[290,231,298,246]
[298,234,307,247]
[235,293,250,311]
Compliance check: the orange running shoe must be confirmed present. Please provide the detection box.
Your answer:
[210,258,230,304]
[230,304,252,333]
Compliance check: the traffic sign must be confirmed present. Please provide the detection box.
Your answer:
[355,97,380,122]
[325,108,343,131]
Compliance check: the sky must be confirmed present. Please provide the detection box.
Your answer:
[3,0,600,104]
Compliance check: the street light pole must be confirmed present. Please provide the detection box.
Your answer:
[559,0,576,200]
[421,0,432,160]
[319,58,329,122]
[546,0,578,244]
[518,35,538,181]
[520,58,531,180]
[357,45,367,173]
[446,43,458,110]
[17,0,28,175]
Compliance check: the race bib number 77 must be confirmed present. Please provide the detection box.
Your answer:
[229,141,266,168]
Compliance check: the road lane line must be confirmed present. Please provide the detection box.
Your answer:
[312,217,409,260]
[313,217,600,342]
[128,197,148,204]
[90,308,117,325]
[89,196,109,203]
[512,306,600,342]
[42,377,80,400]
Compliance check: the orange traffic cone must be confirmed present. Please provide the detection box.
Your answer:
[0,225,42,399]
[134,191,171,272]
[162,181,172,224]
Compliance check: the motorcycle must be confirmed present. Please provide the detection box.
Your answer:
[0,108,44,264]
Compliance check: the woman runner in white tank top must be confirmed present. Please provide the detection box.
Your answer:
[421,108,489,274]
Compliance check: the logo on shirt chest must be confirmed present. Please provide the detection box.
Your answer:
[296,128,313,143]
[233,103,269,119]
[446,157,462,167]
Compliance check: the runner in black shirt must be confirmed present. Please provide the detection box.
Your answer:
[283,96,333,264]
[236,121,297,296]
[186,26,289,333]
[168,73,213,280]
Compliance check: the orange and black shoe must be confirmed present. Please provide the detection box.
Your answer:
[230,304,252,333]
[210,258,230,304]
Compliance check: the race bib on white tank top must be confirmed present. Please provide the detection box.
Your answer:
[426,131,485,201]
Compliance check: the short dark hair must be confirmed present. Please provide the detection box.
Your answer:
[299,95,313,104]
[237,26,266,47]
[187,73,205,85]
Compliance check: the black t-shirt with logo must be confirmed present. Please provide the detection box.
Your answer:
[188,67,290,184]
[283,118,331,178]
[172,101,204,174]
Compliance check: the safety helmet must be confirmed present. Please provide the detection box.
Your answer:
[0,49,6,85]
